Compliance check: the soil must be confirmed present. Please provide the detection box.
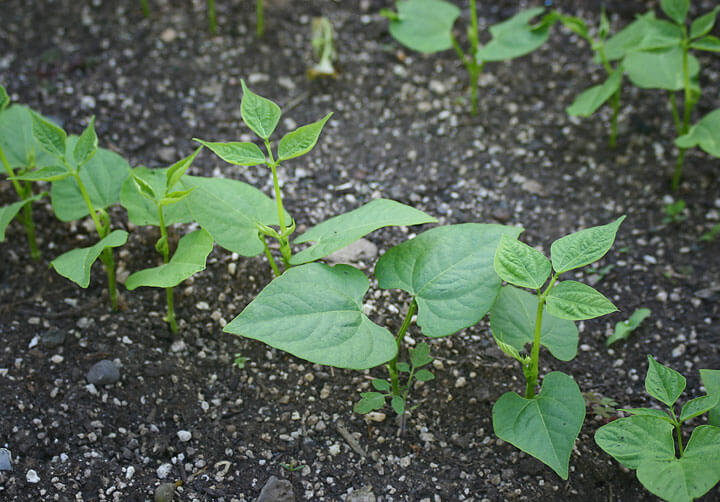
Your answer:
[1,0,719,501]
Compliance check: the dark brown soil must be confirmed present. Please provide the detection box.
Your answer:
[1,0,719,501]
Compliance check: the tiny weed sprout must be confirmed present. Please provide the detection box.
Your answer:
[381,0,557,115]
[699,223,720,242]
[606,307,651,346]
[16,112,131,309]
[0,84,54,259]
[308,17,338,80]
[595,356,720,502]
[663,199,687,224]
[489,216,624,479]
[584,391,619,421]
[120,148,213,333]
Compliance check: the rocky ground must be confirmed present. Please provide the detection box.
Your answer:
[1,0,719,500]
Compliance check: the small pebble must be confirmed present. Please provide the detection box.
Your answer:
[86,360,120,385]
[26,469,40,483]
[157,463,172,479]
[40,329,66,348]
[177,430,192,442]
[154,482,177,502]
[0,448,12,471]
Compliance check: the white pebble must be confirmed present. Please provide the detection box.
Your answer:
[177,430,192,442]
[26,469,40,483]
[157,463,172,479]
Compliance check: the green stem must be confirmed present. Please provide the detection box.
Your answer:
[0,145,24,195]
[207,0,216,34]
[264,140,292,267]
[609,88,620,149]
[1,147,40,259]
[140,0,150,18]
[261,234,282,277]
[388,300,417,396]
[669,408,684,457]
[256,0,264,37]
[157,206,177,333]
[525,274,558,399]
[670,93,681,132]
[469,0,479,55]
[673,40,692,192]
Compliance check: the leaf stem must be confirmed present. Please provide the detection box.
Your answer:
[525,273,558,399]
[264,140,292,268]
[261,234,281,277]
[388,299,417,396]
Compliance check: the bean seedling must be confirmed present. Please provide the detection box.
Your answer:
[606,307,651,346]
[595,356,720,502]
[488,217,624,478]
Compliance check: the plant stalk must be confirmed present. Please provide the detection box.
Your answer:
[256,0,264,37]
[140,0,150,18]
[265,141,292,267]
[157,207,177,333]
[207,0,216,34]
[0,146,40,259]
[261,234,282,277]
[672,40,692,192]
[525,274,558,399]
[388,299,417,396]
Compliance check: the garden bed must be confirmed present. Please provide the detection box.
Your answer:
[1,0,719,500]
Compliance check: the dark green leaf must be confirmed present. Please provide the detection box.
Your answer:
[391,395,405,415]
[193,139,266,167]
[679,394,720,423]
[120,167,193,226]
[278,113,332,161]
[73,116,98,167]
[51,230,128,287]
[550,216,625,274]
[494,234,551,289]
[676,108,720,157]
[240,80,281,140]
[645,356,686,407]
[546,281,617,320]
[354,392,386,414]
[559,15,589,40]
[409,342,432,368]
[132,172,157,200]
[397,362,411,373]
[372,379,391,392]
[700,369,720,426]
[690,35,720,51]
[0,85,8,111]
[414,369,435,382]
[594,415,675,469]
[31,111,67,159]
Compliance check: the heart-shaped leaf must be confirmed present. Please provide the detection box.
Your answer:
[646,356,686,407]
[240,80,281,140]
[624,48,700,91]
[546,281,617,320]
[376,223,522,338]
[494,234,551,289]
[31,110,66,159]
[73,117,98,167]
[493,371,585,479]
[0,105,56,171]
[51,230,128,287]
[125,229,213,289]
[0,192,46,241]
[383,0,460,54]
[567,69,623,117]
[489,285,578,361]
[224,263,397,369]
[278,113,332,161]
[193,139,266,167]
[550,216,625,274]
[595,415,676,470]
[675,108,720,157]
[477,8,552,62]
[291,198,436,265]
[700,369,720,426]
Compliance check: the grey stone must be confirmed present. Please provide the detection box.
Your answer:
[40,329,66,349]
[86,360,120,385]
[348,485,376,502]
[0,448,12,471]
[256,475,294,502]
[325,238,378,265]
[157,147,177,164]
[154,482,176,502]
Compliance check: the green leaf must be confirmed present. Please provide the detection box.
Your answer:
[624,48,700,91]
[50,137,131,222]
[376,223,523,338]
[51,230,128,287]
[120,167,193,226]
[391,395,405,415]
[414,369,435,382]
[13,165,71,182]
[384,0,460,54]
[660,0,689,25]
[550,216,625,274]
[594,415,676,469]
[184,175,287,257]
[354,392,386,414]
[567,69,623,117]
[159,188,195,206]
[492,371,585,479]
[131,172,157,200]
[240,80,281,140]
[0,85,8,111]
[397,362,410,373]
[166,146,202,189]
[73,117,98,167]
[493,332,525,362]
[690,35,720,52]
[193,139,266,167]
[31,111,66,159]
[372,379,391,392]
[700,369,720,426]
[125,229,213,289]
[278,113,332,161]
[0,192,46,241]
[620,408,674,423]
[679,394,720,423]
[637,18,684,50]
[224,263,397,369]
[607,307,651,346]
[645,355,686,407]
[490,285,578,361]
[0,105,56,171]
[493,234,551,289]
[558,15,589,40]
[676,108,720,157]
[291,198,436,265]
[409,342,432,368]
[690,7,719,39]
[545,281,617,321]
[603,12,655,61]
[636,426,720,502]
[477,8,552,62]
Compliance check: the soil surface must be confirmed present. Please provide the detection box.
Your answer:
[1,0,719,501]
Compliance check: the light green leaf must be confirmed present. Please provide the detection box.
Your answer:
[604,12,655,61]
[550,216,625,274]
[414,369,434,382]
[620,407,673,423]
[546,281,617,320]
[637,18,683,50]
[291,199,436,265]
[679,394,720,423]
[477,8,552,62]
[646,355,686,407]
[607,307,651,346]
[492,371,585,479]
[131,172,157,200]
[690,7,719,39]
[376,223,523,338]
[184,175,287,256]
[13,165,70,182]
[567,69,623,117]
[558,15,589,40]
[690,35,720,52]
[224,263,397,369]
[166,146,202,189]
[0,192,46,241]
[624,48,700,91]
[700,369,720,426]
[51,230,128,287]
[0,105,56,171]
[120,167,193,226]
[383,0,460,54]
[0,85,8,111]
[50,136,131,221]
[159,188,194,206]
[193,139,266,167]
[355,392,386,414]
[125,229,213,289]
[493,234,551,289]
[676,108,720,157]
[391,395,405,415]
[372,379,391,392]
[493,332,525,362]
[31,111,66,159]
[594,415,676,469]
[490,285,578,361]
[636,426,720,502]
[660,0,689,25]
[409,341,432,368]
[73,117,98,167]
[240,80,281,140]
[278,113,332,161]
